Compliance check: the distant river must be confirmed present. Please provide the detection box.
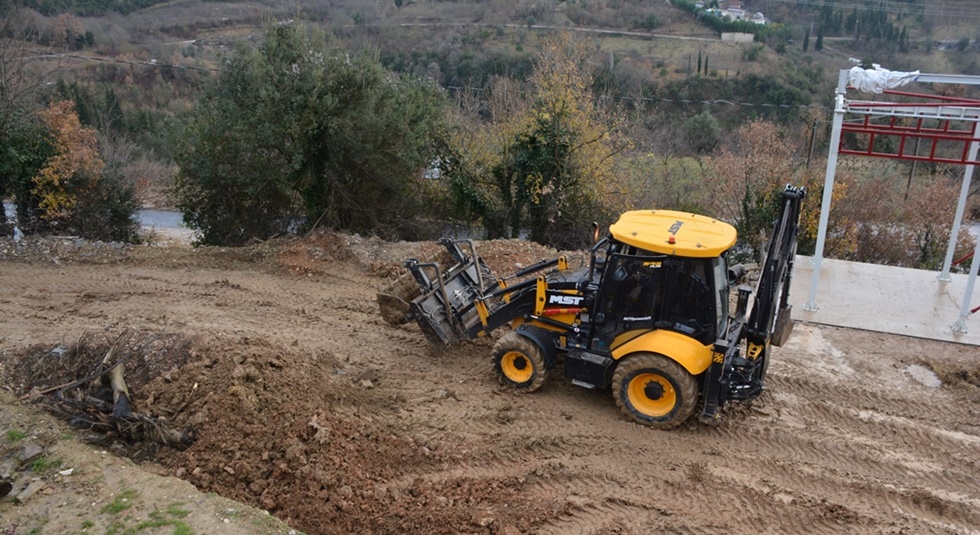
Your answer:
[136,209,185,229]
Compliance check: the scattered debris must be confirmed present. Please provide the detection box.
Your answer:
[13,332,195,450]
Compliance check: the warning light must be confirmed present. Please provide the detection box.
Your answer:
[668,236,676,244]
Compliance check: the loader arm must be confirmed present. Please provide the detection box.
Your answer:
[398,238,574,345]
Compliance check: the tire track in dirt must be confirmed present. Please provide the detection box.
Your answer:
[764,393,978,483]
[382,316,980,534]
[6,242,980,535]
[769,371,973,428]
[706,420,962,492]
[712,453,980,533]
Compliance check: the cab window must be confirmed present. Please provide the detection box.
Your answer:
[663,258,715,345]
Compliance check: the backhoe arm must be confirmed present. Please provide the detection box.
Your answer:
[746,184,806,347]
[700,184,805,423]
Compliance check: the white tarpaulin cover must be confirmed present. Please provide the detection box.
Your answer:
[848,64,920,93]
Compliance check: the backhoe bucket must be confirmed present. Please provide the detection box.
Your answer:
[771,304,794,347]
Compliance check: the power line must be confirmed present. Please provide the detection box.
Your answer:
[14,48,218,72]
[445,86,831,112]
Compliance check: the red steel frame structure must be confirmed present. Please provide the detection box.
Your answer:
[840,91,980,165]
[806,70,980,334]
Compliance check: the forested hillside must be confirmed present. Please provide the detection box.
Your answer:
[1,0,978,265]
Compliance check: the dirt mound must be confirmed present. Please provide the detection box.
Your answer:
[140,334,558,534]
[0,235,131,265]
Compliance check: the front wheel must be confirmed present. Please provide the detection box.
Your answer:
[491,332,548,392]
[612,353,698,429]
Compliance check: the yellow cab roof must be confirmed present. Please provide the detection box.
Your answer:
[609,210,737,258]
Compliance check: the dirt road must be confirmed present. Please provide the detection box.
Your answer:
[2,232,979,534]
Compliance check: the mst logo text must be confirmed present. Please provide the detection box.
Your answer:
[548,294,584,306]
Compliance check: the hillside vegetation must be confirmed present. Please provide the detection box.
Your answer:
[1,0,978,265]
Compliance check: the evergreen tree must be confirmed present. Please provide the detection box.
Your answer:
[174,23,447,245]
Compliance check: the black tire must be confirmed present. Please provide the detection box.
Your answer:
[612,353,699,429]
[491,331,548,392]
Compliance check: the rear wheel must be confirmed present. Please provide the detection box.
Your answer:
[491,332,548,392]
[612,353,698,429]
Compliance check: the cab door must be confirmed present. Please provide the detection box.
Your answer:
[660,257,717,345]
[589,253,667,352]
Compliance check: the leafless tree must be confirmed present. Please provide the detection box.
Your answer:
[0,7,62,136]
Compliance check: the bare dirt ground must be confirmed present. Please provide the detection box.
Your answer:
[2,231,980,535]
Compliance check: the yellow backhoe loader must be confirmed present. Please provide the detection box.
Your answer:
[380,185,805,429]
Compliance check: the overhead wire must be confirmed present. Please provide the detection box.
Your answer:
[446,85,832,111]
[12,48,219,72]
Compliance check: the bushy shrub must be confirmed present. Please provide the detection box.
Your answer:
[66,166,141,242]
[173,23,448,246]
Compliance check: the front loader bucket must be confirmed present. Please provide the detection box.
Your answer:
[379,239,496,345]
[377,249,456,326]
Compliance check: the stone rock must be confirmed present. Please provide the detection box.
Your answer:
[19,443,43,462]
[14,480,46,504]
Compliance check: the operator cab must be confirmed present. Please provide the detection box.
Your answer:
[588,210,737,351]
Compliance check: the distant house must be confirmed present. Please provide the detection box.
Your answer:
[723,8,746,20]
[721,32,756,43]
[751,12,766,24]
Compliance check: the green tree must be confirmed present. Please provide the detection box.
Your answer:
[815,26,824,51]
[682,110,721,155]
[173,23,447,245]
[442,32,629,248]
[0,116,53,233]
[803,26,810,52]
[1,7,52,231]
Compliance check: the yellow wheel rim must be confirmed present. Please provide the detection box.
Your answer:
[501,351,533,384]
[627,373,676,418]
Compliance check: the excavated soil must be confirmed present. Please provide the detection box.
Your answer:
[2,231,980,534]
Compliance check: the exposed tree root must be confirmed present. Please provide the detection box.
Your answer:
[29,332,195,449]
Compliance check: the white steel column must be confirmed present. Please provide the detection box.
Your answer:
[939,122,978,282]
[952,236,980,333]
[805,70,849,312]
